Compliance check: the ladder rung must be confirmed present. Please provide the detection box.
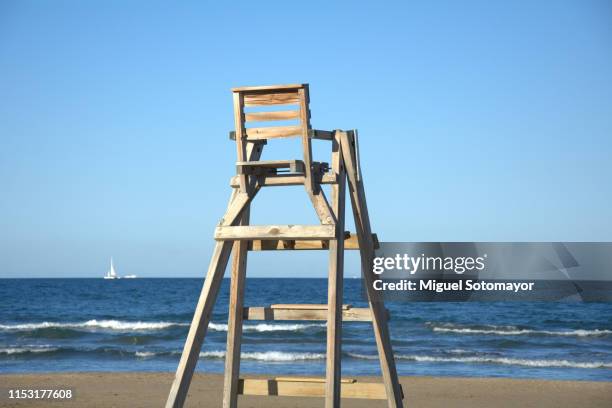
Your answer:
[246,232,380,251]
[230,173,337,188]
[215,225,336,241]
[243,306,377,321]
[237,377,390,399]
[270,304,352,310]
[274,376,356,384]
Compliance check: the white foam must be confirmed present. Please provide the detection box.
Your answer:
[199,350,325,362]
[428,323,612,337]
[0,346,58,355]
[208,322,326,333]
[135,351,156,358]
[346,352,612,369]
[0,320,188,331]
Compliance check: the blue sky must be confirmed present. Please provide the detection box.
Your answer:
[1,1,611,278]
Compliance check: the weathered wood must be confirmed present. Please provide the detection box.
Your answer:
[298,86,315,193]
[340,130,404,408]
[242,306,374,321]
[244,125,303,140]
[275,377,356,384]
[325,130,346,408]
[243,91,300,107]
[221,139,263,408]
[229,128,334,141]
[232,84,306,92]
[236,160,305,175]
[237,378,388,399]
[215,225,336,241]
[309,129,334,140]
[245,232,378,250]
[222,216,249,408]
[233,92,248,193]
[165,240,233,408]
[218,191,258,227]
[307,188,336,225]
[230,173,336,188]
[245,110,299,122]
[271,303,352,310]
[169,85,404,408]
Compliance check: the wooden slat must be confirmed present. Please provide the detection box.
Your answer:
[230,173,337,188]
[244,125,303,140]
[232,84,306,92]
[243,306,376,322]
[237,378,388,399]
[247,233,379,251]
[215,225,336,241]
[245,110,299,122]
[229,129,333,141]
[275,377,356,384]
[243,91,300,107]
[271,304,351,310]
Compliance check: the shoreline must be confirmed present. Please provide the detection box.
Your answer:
[1,372,611,407]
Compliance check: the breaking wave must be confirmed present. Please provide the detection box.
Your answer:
[346,352,612,369]
[0,346,58,355]
[427,322,612,337]
[199,350,325,362]
[0,320,189,332]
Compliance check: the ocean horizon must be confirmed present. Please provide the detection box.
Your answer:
[1,278,611,382]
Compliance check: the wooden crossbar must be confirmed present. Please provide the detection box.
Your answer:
[246,232,380,251]
[230,173,337,187]
[215,225,336,241]
[229,129,334,141]
[243,91,301,107]
[245,110,299,122]
[237,378,389,399]
[270,304,352,310]
[243,125,303,139]
[243,306,376,321]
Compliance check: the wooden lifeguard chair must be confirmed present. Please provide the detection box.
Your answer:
[166,84,404,407]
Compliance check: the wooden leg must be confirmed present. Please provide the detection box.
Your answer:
[165,240,233,408]
[340,131,404,408]
[222,139,262,408]
[325,131,347,408]
[222,211,250,408]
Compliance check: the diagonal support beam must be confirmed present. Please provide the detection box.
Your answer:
[340,130,404,408]
[165,240,233,408]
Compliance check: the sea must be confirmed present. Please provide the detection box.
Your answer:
[1,278,611,381]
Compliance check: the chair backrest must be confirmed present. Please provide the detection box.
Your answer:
[231,84,311,142]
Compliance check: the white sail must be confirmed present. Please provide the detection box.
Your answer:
[110,258,117,277]
[104,257,119,279]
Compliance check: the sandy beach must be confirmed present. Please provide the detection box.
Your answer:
[0,373,610,407]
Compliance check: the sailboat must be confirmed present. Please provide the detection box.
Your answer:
[104,257,119,280]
